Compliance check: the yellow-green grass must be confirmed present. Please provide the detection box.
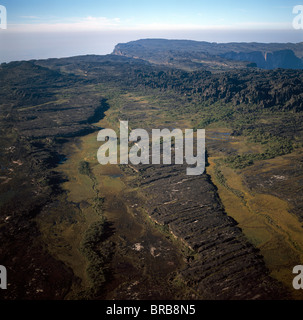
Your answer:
[207,150,303,299]
[36,87,303,299]
[36,97,186,298]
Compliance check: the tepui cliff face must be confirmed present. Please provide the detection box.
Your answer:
[113,39,303,70]
[220,49,303,69]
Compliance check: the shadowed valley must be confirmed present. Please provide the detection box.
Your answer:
[0,40,303,300]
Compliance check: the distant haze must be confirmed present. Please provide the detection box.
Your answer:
[1,0,303,63]
[1,29,303,63]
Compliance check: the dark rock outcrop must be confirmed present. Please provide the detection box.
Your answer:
[125,162,288,300]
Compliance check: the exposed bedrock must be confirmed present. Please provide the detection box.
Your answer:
[126,162,288,300]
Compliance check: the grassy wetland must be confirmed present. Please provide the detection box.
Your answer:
[206,131,303,300]
[36,107,190,299]
[1,49,303,299]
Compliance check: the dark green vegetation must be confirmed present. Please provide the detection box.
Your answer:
[77,160,108,297]
[0,39,303,299]
[79,218,108,296]
[78,160,92,177]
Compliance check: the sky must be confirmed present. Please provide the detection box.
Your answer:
[0,0,303,62]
